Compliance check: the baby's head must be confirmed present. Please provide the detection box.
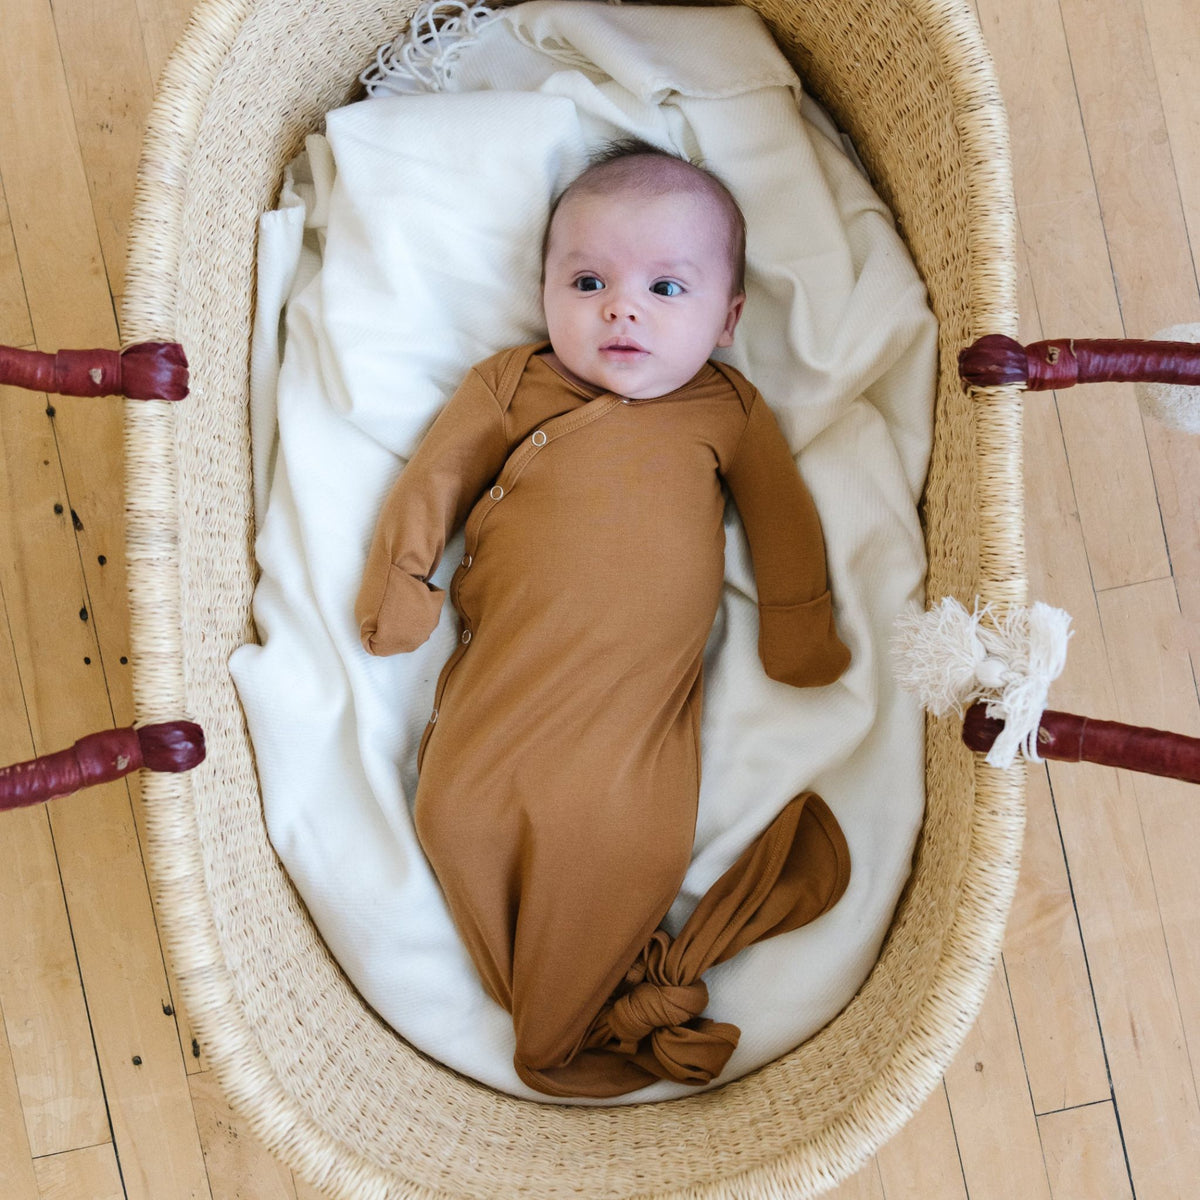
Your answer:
[541,140,747,400]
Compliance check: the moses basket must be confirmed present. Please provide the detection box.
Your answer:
[121,0,1022,1195]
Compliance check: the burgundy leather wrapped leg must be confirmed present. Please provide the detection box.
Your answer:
[963,703,1200,784]
[0,342,188,399]
[0,722,205,809]
[959,334,1200,391]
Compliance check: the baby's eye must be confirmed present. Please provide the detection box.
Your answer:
[574,275,604,292]
[650,280,684,297]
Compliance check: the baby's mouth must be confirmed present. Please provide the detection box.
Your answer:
[600,338,648,356]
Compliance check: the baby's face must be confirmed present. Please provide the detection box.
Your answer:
[542,189,745,400]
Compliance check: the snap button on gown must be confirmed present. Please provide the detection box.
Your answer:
[357,343,852,1097]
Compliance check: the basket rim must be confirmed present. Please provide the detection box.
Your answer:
[121,1,1025,1197]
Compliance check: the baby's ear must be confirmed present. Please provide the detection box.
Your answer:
[716,293,746,348]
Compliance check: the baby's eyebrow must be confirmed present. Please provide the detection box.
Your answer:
[556,251,700,276]
[649,259,699,276]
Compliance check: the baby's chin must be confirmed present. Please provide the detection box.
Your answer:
[565,352,711,400]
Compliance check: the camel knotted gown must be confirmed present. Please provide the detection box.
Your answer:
[357,344,852,1098]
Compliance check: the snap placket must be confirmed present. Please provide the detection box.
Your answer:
[422,395,623,775]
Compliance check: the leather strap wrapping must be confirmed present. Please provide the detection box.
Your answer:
[963,703,1200,784]
[958,334,1200,391]
[0,721,206,809]
[0,342,188,399]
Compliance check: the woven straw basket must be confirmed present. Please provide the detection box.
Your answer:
[121,0,1024,1195]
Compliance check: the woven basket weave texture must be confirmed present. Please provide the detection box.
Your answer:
[121,1,1024,1196]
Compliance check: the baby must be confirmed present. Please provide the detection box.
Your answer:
[356,140,852,1099]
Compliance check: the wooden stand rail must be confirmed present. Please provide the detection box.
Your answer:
[963,703,1200,784]
[959,334,1200,391]
[0,723,206,809]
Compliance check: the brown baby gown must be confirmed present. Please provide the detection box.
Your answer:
[356,343,852,1098]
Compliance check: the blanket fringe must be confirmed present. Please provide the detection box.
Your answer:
[360,0,502,96]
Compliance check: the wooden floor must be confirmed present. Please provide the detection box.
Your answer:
[1,0,1198,1196]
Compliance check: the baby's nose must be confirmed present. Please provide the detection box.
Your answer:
[604,291,640,320]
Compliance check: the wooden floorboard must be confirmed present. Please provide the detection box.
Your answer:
[2,0,1197,1196]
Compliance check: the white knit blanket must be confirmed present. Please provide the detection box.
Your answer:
[232,1,937,1104]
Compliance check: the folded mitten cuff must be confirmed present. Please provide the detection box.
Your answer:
[757,590,851,687]
[358,564,445,656]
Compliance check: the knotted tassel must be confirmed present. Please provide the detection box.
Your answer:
[0,342,188,400]
[892,598,1073,768]
[895,599,1200,785]
[0,722,206,809]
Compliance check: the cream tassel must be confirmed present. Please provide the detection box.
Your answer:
[892,598,1073,768]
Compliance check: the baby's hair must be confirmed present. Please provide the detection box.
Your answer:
[543,138,747,295]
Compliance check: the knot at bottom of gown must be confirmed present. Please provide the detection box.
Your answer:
[585,931,740,1086]
[511,791,850,1099]
[607,978,709,1044]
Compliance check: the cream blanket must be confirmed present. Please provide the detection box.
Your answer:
[232,1,937,1104]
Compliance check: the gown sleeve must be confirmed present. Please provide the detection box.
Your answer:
[356,367,509,656]
[722,390,851,687]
